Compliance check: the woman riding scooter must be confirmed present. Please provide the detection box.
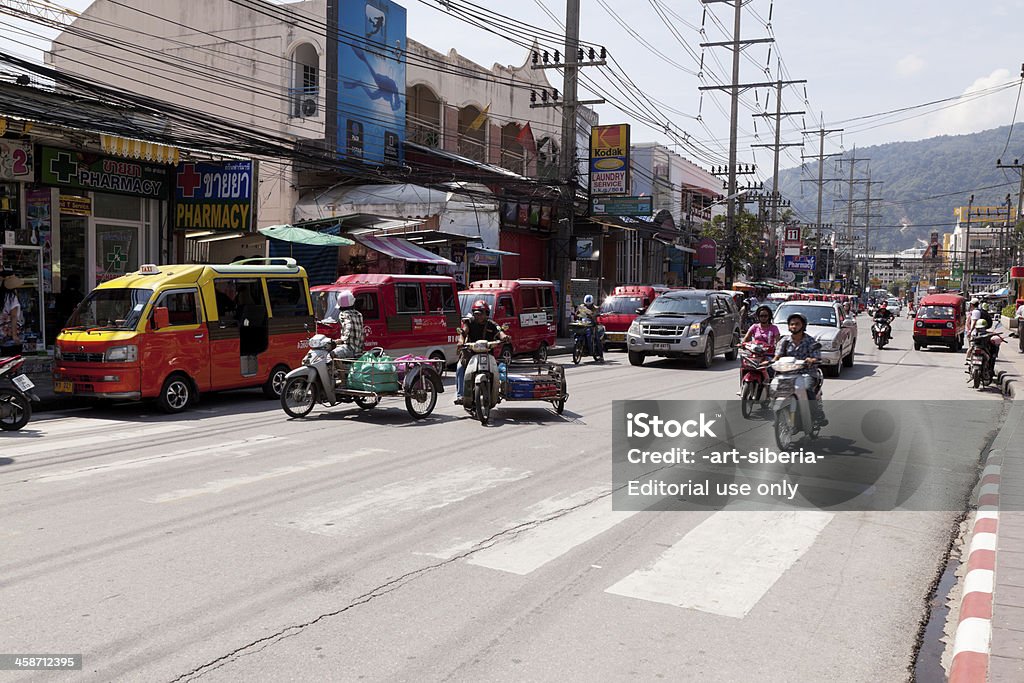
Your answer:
[773,312,828,427]
[454,299,509,405]
[736,305,780,394]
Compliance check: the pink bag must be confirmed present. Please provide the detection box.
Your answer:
[394,354,429,381]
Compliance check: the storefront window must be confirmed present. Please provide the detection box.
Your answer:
[94,193,141,221]
[0,247,43,353]
[95,224,139,284]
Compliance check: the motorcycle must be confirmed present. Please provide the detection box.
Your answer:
[461,339,503,425]
[570,319,604,364]
[739,341,772,419]
[770,353,824,449]
[280,335,443,419]
[965,332,1003,389]
[0,355,40,431]
[871,319,891,349]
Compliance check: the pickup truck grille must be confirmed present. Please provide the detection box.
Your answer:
[641,323,686,336]
[61,352,105,363]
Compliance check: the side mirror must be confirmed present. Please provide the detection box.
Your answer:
[714,309,727,318]
[635,307,647,315]
[152,306,170,330]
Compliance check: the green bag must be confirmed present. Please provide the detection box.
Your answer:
[348,348,400,393]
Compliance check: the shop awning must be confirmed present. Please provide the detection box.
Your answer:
[355,235,456,265]
[100,134,180,164]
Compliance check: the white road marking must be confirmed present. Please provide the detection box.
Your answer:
[31,435,283,482]
[143,448,390,503]
[418,485,611,560]
[3,423,183,458]
[604,510,833,618]
[466,495,638,575]
[285,465,531,537]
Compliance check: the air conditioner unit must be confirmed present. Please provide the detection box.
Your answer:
[300,95,317,118]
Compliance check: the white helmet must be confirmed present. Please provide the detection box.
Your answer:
[583,294,594,305]
[970,298,980,306]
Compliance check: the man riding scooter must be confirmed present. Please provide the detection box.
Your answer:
[773,312,828,427]
[872,301,895,343]
[573,294,605,359]
[454,299,509,405]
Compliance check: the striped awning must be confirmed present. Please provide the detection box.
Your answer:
[355,235,455,265]
[100,134,180,164]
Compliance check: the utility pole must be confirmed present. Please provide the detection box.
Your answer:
[556,0,581,336]
[964,194,975,293]
[751,76,805,279]
[800,125,843,287]
[699,0,774,287]
[852,178,884,293]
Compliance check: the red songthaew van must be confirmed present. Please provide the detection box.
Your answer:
[459,279,557,363]
[598,285,669,349]
[913,293,966,351]
[311,274,460,365]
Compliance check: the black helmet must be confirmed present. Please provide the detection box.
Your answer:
[755,305,773,318]
[786,312,808,328]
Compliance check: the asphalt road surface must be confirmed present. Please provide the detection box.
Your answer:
[0,318,1010,682]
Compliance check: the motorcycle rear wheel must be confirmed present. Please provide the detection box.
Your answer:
[280,377,316,418]
[572,338,584,365]
[973,368,982,389]
[0,388,31,431]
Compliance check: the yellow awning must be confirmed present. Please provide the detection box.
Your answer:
[100,134,180,164]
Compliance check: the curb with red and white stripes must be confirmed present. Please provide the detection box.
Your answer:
[948,456,1002,683]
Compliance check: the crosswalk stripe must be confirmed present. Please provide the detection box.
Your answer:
[283,465,531,537]
[3,423,183,458]
[31,435,284,482]
[142,448,391,503]
[419,485,612,560]
[466,497,638,575]
[605,510,833,618]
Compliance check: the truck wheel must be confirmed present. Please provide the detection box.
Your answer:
[262,364,289,399]
[429,351,447,378]
[499,344,513,366]
[157,373,193,414]
[534,342,549,363]
[843,344,855,367]
[914,342,921,351]
[697,335,715,368]
[724,334,739,361]
[628,351,645,366]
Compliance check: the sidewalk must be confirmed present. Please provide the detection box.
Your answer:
[25,338,578,412]
[947,318,1023,682]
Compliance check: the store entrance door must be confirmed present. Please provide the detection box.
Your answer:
[1,247,44,354]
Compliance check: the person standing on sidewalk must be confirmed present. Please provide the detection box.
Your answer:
[1015,298,1024,352]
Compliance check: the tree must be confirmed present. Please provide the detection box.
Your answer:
[701,210,764,278]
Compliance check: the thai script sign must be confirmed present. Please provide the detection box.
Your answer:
[41,147,168,198]
[590,124,630,196]
[174,160,254,231]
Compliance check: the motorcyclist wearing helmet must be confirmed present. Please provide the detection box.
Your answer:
[872,301,894,342]
[970,317,1002,377]
[454,299,509,405]
[573,294,605,357]
[967,298,981,335]
[773,312,828,427]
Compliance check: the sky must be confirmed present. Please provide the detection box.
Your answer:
[2,0,1024,175]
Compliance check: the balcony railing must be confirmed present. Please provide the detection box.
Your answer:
[500,150,525,175]
[457,135,487,162]
[406,114,441,148]
[289,86,319,119]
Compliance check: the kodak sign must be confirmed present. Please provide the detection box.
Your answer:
[590,124,630,196]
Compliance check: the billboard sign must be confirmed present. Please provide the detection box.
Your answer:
[590,196,652,216]
[338,0,406,166]
[41,147,168,198]
[0,140,32,181]
[695,238,717,267]
[174,160,254,232]
[784,254,816,272]
[589,124,629,195]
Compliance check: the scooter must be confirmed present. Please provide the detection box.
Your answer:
[0,355,40,431]
[966,332,1002,390]
[570,319,604,364]
[770,354,824,449]
[872,319,891,349]
[461,339,503,425]
[739,341,772,419]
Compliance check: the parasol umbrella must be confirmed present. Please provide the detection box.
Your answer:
[258,224,354,248]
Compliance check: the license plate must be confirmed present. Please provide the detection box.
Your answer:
[54,380,73,393]
[12,374,35,391]
[653,343,670,351]
[926,329,942,336]
[606,332,625,342]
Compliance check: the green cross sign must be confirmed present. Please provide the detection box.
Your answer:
[49,151,79,184]
[107,245,128,271]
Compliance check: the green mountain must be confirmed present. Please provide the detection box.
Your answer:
[772,125,1024,252]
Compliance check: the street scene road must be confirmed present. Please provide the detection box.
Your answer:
[0,318,1010,682]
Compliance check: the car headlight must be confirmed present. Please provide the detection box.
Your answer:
[104,344,138,362]
[818,339,835,351]
[946,322,954,329]
[687,322,703,336]
[627,320,640,335]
